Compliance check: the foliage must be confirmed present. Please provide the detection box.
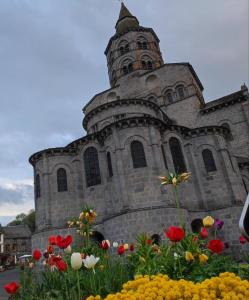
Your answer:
[7,209,35,232]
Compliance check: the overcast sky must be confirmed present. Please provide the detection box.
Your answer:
[0,0,248,225]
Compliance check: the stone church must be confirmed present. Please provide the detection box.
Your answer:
[30,3,249,253]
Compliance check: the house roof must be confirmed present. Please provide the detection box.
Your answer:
[3,225,31,239]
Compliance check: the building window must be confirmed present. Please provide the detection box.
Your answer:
[176,85,185,100]
[107,152,113,178]
[202,149,217,172]
[138,41,148,50]
[165,90,173,103]
[57,168,68,192]
[123,62,133,75]
[91,231,105,245]
[35,174,41,198]
[119,43,129,56]
[84,147,101,187]
[142,60,153,70]
[131,141,147,168]
[169,137,187,173]
[221,123,233,141]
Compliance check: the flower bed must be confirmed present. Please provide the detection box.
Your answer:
[87,272,249,300]
[3,173,249,300]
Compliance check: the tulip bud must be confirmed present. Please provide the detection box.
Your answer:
[64,245,72,254]
[71,253,82,270]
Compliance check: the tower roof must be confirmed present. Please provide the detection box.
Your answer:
[118,2,133,20]
[115,2,139,34]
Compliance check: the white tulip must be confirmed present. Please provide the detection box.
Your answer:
[83,255,99,271]
[71,252,82,270]
[64,245,72,254]
[112,241,118,248]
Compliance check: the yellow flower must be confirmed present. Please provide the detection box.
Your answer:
[203,216,214,228]
[124,243,129,250]
[180,172,191,182]
[199,253,208,264]
[159,176,168,185]
[185,251,194,262]
[172,177,177,186]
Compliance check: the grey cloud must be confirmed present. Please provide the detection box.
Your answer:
[0,183,33,205]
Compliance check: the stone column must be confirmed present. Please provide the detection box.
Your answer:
[112,128,129,209]
[43,154,52,227]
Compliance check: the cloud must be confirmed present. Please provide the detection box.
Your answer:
[0,182,33,205]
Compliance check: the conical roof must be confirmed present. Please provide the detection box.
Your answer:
[115,2,139,34]
[118,2,133,20]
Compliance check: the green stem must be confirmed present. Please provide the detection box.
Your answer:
[77,270,81,300]
[173,186,184,229]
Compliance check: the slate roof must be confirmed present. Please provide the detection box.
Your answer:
[3,225,31,239]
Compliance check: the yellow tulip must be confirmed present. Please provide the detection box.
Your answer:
[124,243,129,250]
[172,177,177,186]
[185,251,194,262]
[203,216,214,228]
[199,253,208,264]
[180,172,191,182]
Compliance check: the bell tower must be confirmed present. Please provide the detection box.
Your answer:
[105,3,164,87]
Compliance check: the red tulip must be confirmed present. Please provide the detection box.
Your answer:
[239,235,247,244]
[146,239,152,245]
[200,227,208,239]
[48,255,62,266]
[165,226,185,242]
[33,249,42,261]
[56,259,67,272]
[4,282,20,295]
[48,235,57,245]
[117,245,125,255]
[101,240,110,250]
[129,244,135,252]
[208,239,224,254]
[47,245,54,254]
[56,235,73,249]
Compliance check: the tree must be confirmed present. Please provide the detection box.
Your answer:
[7,210,36,233]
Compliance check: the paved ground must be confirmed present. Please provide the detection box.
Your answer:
[0,268,20,300]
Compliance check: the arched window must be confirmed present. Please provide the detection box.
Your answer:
[119,46,125,55]
[131,141,147,168]
[221,123,233,141]
[191,219,203,233]
[165,90,173,103]
[142,60,147,69]
[84,147,101,187]
[169,137,187,173]
[137,37,148,50]
[90,231,105,245]
[123,65,128,75]
[107,152,113,178]
[57,168,68,192]
[202,149,217,172]
[124,43,129,53]
[128,63,133,73]
[35,174,41,198]
[147,61,153,70]
[176,85,185,100]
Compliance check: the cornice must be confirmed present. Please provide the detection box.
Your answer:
[29,116,229,166]
[82,98,171,130]
[200,91,248,114]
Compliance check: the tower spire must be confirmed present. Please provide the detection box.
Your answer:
[115,2,139,34]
